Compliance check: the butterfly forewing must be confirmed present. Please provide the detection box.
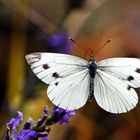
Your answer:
[26,53,88,84]
[26,52,89,110]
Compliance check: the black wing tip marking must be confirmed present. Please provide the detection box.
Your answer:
[26,53,41,65]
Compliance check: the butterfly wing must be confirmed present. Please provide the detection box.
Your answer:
[26,52,89,110]
[94,58,139,113]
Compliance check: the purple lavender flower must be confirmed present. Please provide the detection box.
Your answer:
[5,111,37,140]
[16,129,37,139]
[6,111,23,131]
[59,109,76,124]
[52,106,76,124]
[23,118,34,130]
[4,106,76,140]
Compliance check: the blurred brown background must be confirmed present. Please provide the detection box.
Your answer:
[0,0,140,139]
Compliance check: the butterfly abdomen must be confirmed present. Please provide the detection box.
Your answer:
[89,78,94,101]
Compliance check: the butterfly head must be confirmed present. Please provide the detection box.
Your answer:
[89,58,96,64]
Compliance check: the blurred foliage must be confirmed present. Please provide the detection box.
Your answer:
[0,0,140,140]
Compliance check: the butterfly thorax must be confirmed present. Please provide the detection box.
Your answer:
[88,58,97,101]
[88,58,97,78]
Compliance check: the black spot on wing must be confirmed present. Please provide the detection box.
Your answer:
[52,72,59,78]
[127,85,132,90]
[136,68,140,73]
[43,64,49,69]
[55,82,58,86]
[127,76,134,81]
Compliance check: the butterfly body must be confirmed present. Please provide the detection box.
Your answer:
[26,53,139,114]
[88,58,97,78]
[88,58,97,100]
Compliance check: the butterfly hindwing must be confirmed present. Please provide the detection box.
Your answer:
[48,69,89,110]
[95,57,140,113]
[26,52,89,109]
[94,69,138,113]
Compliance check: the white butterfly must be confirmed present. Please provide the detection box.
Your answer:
[26,52,139,113]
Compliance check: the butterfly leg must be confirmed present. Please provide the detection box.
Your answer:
[89,78,94,101]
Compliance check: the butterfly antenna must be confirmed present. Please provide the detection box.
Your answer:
[93,39,111,57]
[69,37,86,52]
